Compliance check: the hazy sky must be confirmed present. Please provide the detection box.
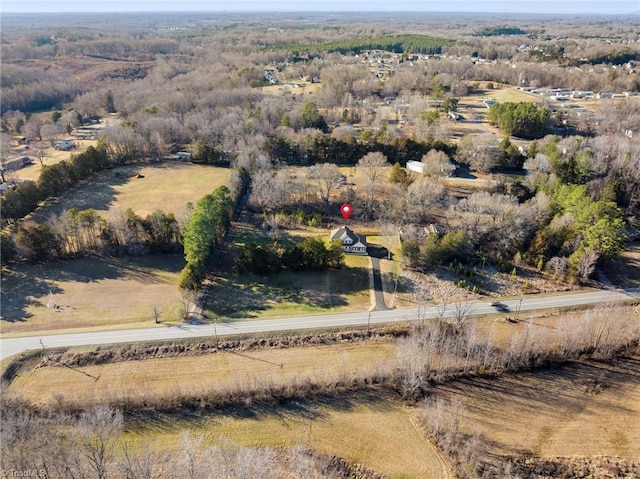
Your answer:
[2,0,638,14]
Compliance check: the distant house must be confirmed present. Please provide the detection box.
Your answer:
[406,159,456,177]
[329,225,368,255]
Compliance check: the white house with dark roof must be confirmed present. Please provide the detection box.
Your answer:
[329,225,368,255]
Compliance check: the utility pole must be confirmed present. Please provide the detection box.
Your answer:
[514,294,524,322]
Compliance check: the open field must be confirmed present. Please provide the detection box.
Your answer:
[126,395,448,479]
[30,162,230,221]
[2,160,230,334]
[6,310,639,478]
[433,357,640,460]
[9,340,397,406]
[261,80,322,98]
[0,255,185,334]
[6,336,448,477]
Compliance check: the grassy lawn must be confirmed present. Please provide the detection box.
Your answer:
[31,162,230,221]
[0,255,185,334]
[202,216,374,319]
[7,139,99,183]
[600,243,640,288]
[202,255,371,319]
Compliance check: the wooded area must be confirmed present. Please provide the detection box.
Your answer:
[1,11,638,286]
[1,11,639,478]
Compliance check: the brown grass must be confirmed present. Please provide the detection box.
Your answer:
[125,394,448,479]
[600,243,640,288]
[30,162,230,221]
[6,139,99,183]
[8,340,398,406]
[0,255,185,334]
[432,357,640,460]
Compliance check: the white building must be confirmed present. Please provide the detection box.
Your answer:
[329,225,368,255]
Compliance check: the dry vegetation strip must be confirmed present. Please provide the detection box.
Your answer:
[433,357,640,460]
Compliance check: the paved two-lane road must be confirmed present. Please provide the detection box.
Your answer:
[1,288,638,361]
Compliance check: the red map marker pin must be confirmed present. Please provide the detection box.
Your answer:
[340,203,353,220]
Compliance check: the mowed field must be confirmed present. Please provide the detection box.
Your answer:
[2,162,231,334]
[30,162,231,221]
[127,396,448,479]
[434,357,640,460]
[10,340,398,406]
[8,340,448,479]
[0,254,185,334]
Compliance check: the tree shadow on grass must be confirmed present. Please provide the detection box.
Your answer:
[129,390,395,434]
[30,168,134,222]
[0,269,63,322]
[0,255,183,323]
[435,358,640,446]
[202,266,369,319]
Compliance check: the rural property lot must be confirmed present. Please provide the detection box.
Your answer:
[1,162,231,334]
[0,255,185,334]
[30,162,231,221]
[435,358,640,460]
[8,340,448,478]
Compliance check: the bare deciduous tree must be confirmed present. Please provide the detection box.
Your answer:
[77,406,123,479]
[406,176,447,223]
[357,151,390,205]
[0,132,12,183]
[452,295,474,333]
[546,256,569,280]
[307,162,343,203]
[574,248,600,282]
[421,149,454,177]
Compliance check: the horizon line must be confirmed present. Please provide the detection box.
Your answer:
[2,9,639,15]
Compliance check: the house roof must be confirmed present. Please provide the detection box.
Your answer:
[329,225,367,246]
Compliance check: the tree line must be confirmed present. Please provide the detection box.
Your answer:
[487,102,551,139]
[1,145,125,224]
[5,207,181,263]
[235,237,345,275]
[281,34,455,55]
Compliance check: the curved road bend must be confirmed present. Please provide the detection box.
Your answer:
[1,288,638,361]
